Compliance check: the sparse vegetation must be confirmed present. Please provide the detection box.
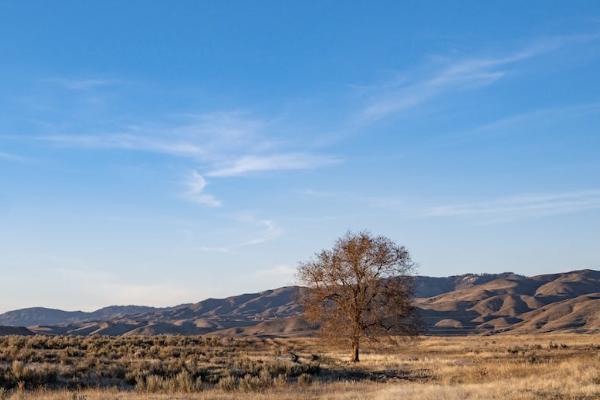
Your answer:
[0,334,597,399]
[0,335,322,393]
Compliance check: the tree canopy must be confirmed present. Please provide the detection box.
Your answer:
[298,231,419,362]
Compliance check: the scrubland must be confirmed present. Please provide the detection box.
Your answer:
[0,334,598,399]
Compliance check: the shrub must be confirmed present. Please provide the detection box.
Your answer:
[172,370,196,393]
[527,353,541,364]
[239,374,262,392]
[217,375,238,392]
[298,373,312,385]
[144,375,166,393]
[273,374,288,387]
[11,361,25,381]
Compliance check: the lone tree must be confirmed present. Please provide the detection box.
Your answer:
[298,231,418,362]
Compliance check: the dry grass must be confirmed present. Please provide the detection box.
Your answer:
[0,334,598,399]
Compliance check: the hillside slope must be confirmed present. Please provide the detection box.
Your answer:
[0,306,158,327]
[1,269,597,336]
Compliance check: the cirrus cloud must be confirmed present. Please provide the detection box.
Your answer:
[207,153,342,177]
[183,171,221,208]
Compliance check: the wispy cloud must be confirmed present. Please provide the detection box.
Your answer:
[207,153,341,177]
[45,78,119,91]
[470,103,600,135]
[41,133,207,158]
[426,102,600,147]
[361,59,507,121]
[237,216,283,246]
[30,111,339,177]
[361,34,600,121]
[299,188,600,223]
[183,171,221,207]
[299,188,405,211]
[0,151,30,163]
[198,214,283,252]
[422,190,600,220]
[35,111,264,159]
[16,110,342,208]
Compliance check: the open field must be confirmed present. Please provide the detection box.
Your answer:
[0,334,598,399]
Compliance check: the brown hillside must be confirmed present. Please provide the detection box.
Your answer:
[1,269,595,337]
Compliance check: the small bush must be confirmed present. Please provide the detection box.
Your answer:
[218,375,238,392]
[298,373,312,385]
[144,375,167,393]
[239,374,263,392]
[273,374,288,387]
[527,353,541,364]
[172,370,196,393]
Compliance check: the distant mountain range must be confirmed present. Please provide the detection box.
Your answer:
[1,269,598,336]
[0,305,158,327]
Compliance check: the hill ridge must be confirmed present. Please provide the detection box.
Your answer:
[1,269,598,336]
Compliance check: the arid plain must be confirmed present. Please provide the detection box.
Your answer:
[0,334,598,399]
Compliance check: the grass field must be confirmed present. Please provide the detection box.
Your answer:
[0,334,598,399]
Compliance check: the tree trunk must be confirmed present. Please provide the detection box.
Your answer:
[351,338,360,362]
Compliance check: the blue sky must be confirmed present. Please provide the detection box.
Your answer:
[1,1,599,312]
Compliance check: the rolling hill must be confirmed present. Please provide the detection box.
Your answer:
[1,269,597,336]
[0,305,158,327]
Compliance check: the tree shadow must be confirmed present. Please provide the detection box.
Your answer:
[317,365,432,383]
